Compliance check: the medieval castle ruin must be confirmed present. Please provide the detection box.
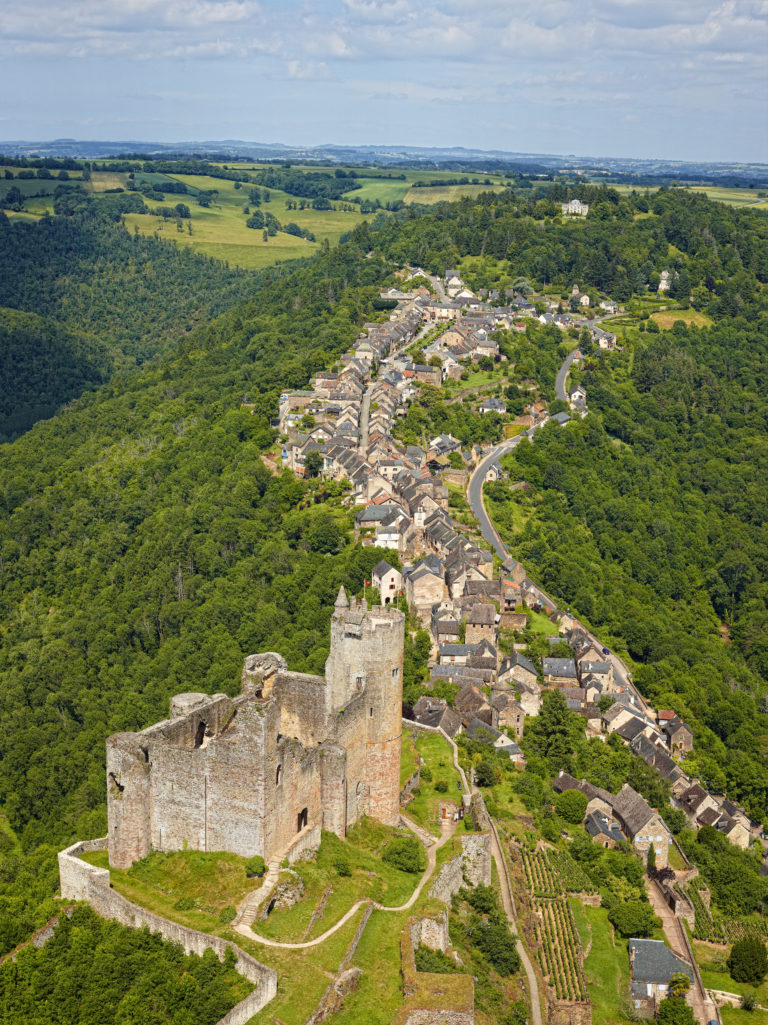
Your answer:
[106,588,405,869]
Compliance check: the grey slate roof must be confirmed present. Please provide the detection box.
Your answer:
[629,939,692,984]
[542,657,578,678]
[585,811,624,845]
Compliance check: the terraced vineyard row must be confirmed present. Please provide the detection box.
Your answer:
[685,881,768,944]
[534,898,589,1003]
[547,849,597,894]
[520,846,596,897]
[520,846,559,897]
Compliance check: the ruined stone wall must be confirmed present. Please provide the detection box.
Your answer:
[410,909,450,952]
[107,600,405,870]
[430,834,492,903]
[460,834,492,887]
[394,914,474,1025]
[58,838,277,1025]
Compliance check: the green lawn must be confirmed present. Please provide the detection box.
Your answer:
[693,939,768,1007]
[405,731,462,836]
[570,899,630,1025]
[82,848,257,930]
[721,1009,768,1025]
[254,819,422,942]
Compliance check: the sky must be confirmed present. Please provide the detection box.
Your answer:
[1,0,767,163]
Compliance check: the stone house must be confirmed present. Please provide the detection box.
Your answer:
[585,810,625,849]
[578,659,614,690]
[410,696,462,738]
[542,657,578,687]
[662,716,693,754]
[465,603,497,646]
[372,560,402,604]
[629,939,693,1016]
[404,559,446,622]
[497,651,538,689]
[491,692,525,739]
[611,783,672,868]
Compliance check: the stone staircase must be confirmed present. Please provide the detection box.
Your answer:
[233,859,282,928]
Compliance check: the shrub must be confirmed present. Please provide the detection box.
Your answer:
[476,921,520,976]
[382,835,426,874]
[173,896,196,911]
[608,900,659,938]
[475,759,500,787]
[741,993,757,1011]
[420,765,433,782]
[414,945,460,974]
[555,789,588,824]
[333,855,351,877]
[728,937,768,986]
[219,906,236,924]
[656,996,694,1025]
[245,855,266,878]
[435,780,448,793]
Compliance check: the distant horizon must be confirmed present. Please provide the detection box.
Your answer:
[1,137,767,171]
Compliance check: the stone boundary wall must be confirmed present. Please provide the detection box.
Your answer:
[302,900,374,1025]
[400,766,421,803]
[58,838,277,1025]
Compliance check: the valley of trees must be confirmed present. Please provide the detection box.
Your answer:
[0,179,766,1011]
[0,197,258,436]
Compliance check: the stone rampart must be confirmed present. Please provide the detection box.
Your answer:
[58,838,277,1024]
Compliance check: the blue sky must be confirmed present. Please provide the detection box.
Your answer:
[2,0,767,162]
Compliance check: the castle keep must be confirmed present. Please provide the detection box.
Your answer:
[107,590,404,869]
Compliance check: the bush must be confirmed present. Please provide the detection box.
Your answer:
[475,759,500,787]
[414,945,460,974]
[174,896,196,911]
[741,993,757,1011]
[476,921,520,976]
[435,780,448,793]
[728,937,768,986]
[333,855,351,877]
[555,789,588,824]
[219,906,236,924]
[656,996,694,1025]
[420,765,433,782]
[382,835,426,874]
[245,855,266,878]
[608,900,659,938]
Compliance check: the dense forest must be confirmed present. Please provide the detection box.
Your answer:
[0,183,766,982]
[0,905,250,1024]
[488,314,768,822]
[0,197,258,436]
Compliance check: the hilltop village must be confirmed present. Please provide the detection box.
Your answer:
[279,268,762,863]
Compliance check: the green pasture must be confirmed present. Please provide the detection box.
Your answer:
[123,172,368,269]
[405,183,506,204]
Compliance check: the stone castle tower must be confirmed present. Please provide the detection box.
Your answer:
[106,592,404,869]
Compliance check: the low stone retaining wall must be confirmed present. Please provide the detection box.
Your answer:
[58,838,277,1025]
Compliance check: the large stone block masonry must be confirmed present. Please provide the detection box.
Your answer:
[106,591,405,869]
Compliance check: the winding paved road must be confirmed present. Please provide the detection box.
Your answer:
[555,347,581,401]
